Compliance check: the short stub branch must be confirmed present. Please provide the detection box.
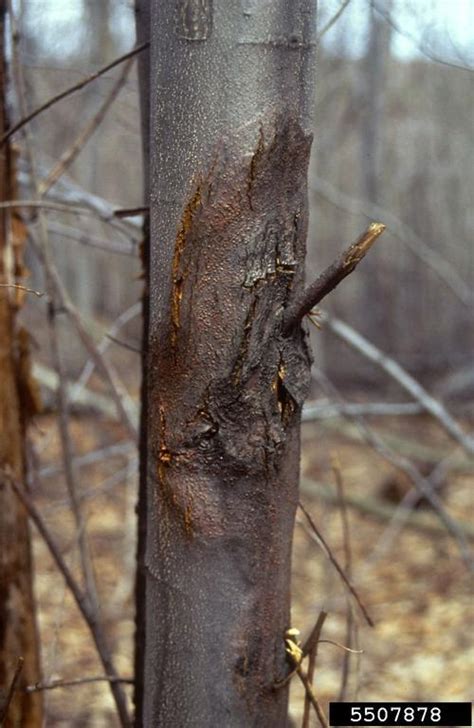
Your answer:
[283,222,386,334]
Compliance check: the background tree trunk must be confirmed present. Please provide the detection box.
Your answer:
[358,0,392,346]
[136,2,317,726]
[0,4,42,724]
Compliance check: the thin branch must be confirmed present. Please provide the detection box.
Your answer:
[39,57,134,195]
[46,301,100,609]
[1,41,149,146]
[275,611,328,691]
[319,311,474,455]
[333,458,354,701]
[9,0,98,630]
[47,220,137,257]
[298,500,374,627]
[318,0,353,39]
[106,334,142,354]
[6,16,131,723]
[333,457,353,577]
[303,399,423,420]
[0,281,44,297]
[283,223,385,333]
[3,471,131,727]
[18,162,141,237]
[302,610,328,658]
[0,199,103,216]
[311,175,473,307]
[73,301,141,402]
[302,611,327,728]
[25,675,134,693]
[296,666,330,728]
[372,1,474,73]
[311,369,474,570]
[311,416,473,472]
[114,206,148,218]
[33,361,120,422]
[0,657,24,724]
[362,455,455,569]
[44,459,138,515]
[299,477,474,540]
[29,235,139,439]
[318,640,362,654]
[39,440,136,479]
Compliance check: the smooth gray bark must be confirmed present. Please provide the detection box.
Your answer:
[137,3,317,726]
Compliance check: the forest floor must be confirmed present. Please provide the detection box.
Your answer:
[29,399,473,726]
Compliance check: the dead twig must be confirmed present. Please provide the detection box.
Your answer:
[114,206,148,218]
[0,199,103,216]
[296,665,330,728]
[318,640,362,654]
[302,611,328,728]
[106,334,142,354]
[311,174,472,306]
[69,301,141,432]
[39,440,136,479]
[47,220,137,257]
[312,369,474,570]
[284,223,385,333]
[0,282,44,297]
[4,471,131,727]
[39,57,134,195]
[303,399,423,419]
[6,13,130,723]
[25,675,133,693]
[46,299,100,609]
[302,610,328,659]
[0,657,24,724]
[18,162,141,238]
[318,0,353,39]
[298,500,374,627]
[320,311,474,456]
[274,612,328,691]
[1,42,149,146]
[29,235,138,440]
[10,14,100,613]
[332,457,354,702]
[299,477,474,540]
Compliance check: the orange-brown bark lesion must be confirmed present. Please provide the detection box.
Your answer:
[171,183,202,348]
[156,407,195,539]
[246,124,265,211]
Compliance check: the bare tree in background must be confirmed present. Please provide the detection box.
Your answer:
[135,1,318,725]
[0,3,42,724]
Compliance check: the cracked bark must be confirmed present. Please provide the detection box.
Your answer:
[136,2,317,725]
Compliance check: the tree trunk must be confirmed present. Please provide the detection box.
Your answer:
[133,0,150,724]
[136,2,316,725]
[0,4,43,725]
[359,0,392,346]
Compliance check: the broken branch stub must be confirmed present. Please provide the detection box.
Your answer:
[283,222,386,334]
